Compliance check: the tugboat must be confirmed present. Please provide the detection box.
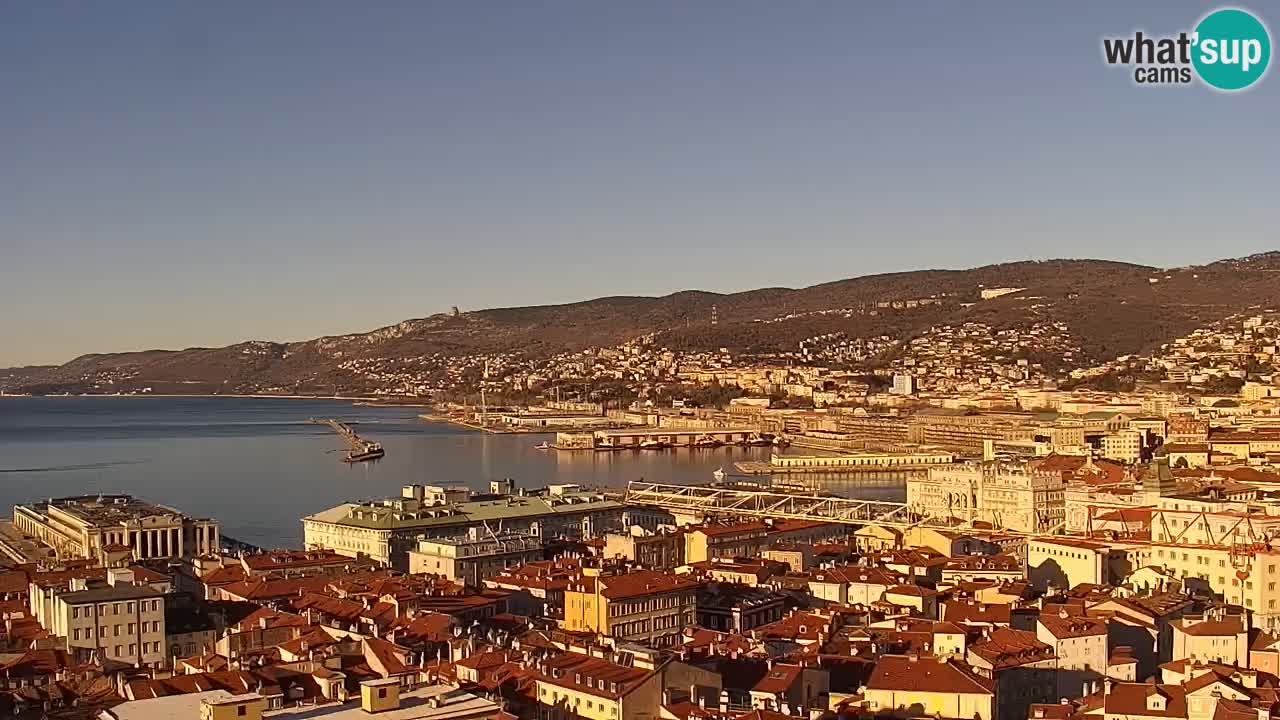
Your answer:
[344,442,385,463]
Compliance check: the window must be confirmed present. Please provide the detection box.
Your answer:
[378,689,387,699]
[126,602,134,613]
[73,629,81,640]
[128,623,135,633]
[72,607,79,620]
[238,708,247,717]
[114,624,122,636]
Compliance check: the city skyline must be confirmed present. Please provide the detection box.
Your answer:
[4,1,1278,366]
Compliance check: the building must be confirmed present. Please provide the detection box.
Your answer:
[1101,431,1144,464]
[13,494,220,564]
[1170,609,1249,667]
[603,527,683,570]
[303,484,626,569]
[908,462,1066,533]
[1036,612,1107,698]
[861,654,995,720]
[1027,537,1138,592]
[563,568,698,647]
[695,584,786,633]
[684,522,768,564]
[102,683,503,720]
[891,374,915,396]
[406,530,542,586]
[35,567,168,668]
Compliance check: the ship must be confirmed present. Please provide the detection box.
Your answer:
[694,436,723,448]
[534,441,552,450]
[639,439,671,450]
[344,442,385,463]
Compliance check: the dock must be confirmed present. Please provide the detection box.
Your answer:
[308,418,385,462]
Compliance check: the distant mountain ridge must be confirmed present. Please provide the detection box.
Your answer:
[4,253,1279,396]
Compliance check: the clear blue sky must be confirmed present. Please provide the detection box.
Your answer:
[2,1,1277,366]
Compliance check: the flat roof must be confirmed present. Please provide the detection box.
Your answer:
[305,493,624,531]
[62,584,166,604]
[106,690,246,720]
[267,684,500,720]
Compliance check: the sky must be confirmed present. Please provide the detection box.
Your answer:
[2,1,1277,367]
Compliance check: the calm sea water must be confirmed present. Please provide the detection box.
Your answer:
[0,397,786,549]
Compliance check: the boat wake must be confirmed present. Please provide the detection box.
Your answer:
[0,460,148,474]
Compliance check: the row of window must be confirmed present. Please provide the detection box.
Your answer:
[539,687,619,717]
[72,621,160,640]
[71,599,160,619]
[104,641,160,656]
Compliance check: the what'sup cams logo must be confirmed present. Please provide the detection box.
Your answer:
[1103,7,1271,90]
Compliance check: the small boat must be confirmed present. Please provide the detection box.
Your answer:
[344,443,385,463]
[712,467,726,482]
[639,440,670,450]
[694,436,722,448]
[534,441,552,450]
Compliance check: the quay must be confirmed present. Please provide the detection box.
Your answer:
[735,450,955,475]
[555,427,762,450]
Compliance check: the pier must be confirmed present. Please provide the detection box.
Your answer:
[307,418,384,462]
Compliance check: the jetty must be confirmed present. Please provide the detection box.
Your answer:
[308,418,385,463]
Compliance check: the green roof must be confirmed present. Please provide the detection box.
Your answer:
[304,493,625,531]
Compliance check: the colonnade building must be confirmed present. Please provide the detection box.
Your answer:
[13,494,221,564]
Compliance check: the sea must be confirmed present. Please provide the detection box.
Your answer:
[0,396,905,550]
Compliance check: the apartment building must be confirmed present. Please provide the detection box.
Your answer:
[406,530,543,586]
[36,567,167,667]
[563,568,698,647]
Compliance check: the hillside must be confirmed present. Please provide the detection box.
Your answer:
[3,254,1279,396]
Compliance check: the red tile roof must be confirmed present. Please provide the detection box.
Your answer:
[866,655,993,694]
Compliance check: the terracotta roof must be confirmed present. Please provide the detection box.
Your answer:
[1103,682,1188,719]
[752,664,802,694]
[942,600,1011,625]
[1173,615,1247,637]
[1039,613,1107,640]
[968,627,1055,670]
[586,569,700,599]
[866,655,993,694]
[536,651,650,699]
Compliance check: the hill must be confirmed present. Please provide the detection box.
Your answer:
[3,254,1278,397]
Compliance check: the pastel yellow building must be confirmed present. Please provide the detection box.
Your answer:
[563,568,698,647]
[200,693,265,720]
[862,655,995,720]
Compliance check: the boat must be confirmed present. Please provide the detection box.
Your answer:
[712,467,727,482]
[344,443,385,463]
[694,436,723,448]
[534,441,552,450]
[639,440,670,450]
